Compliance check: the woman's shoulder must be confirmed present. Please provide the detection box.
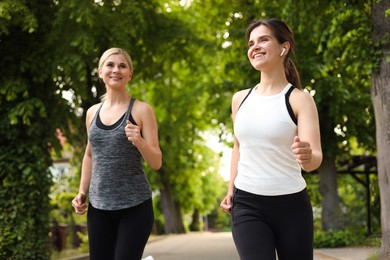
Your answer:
[290,88,315,102]
[85,103,102,123]
[132,99,156,122]
[233,88,252,99]
[232,88,252,105]
[86,103,102,116]
[231,88,253,116]
[132,99,153,113]
[290,88,317,112]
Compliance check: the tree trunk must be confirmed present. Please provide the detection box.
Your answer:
[189,208,200,231]
[159,168,186,234]
[319,156,345,230]
[371,1,390,258]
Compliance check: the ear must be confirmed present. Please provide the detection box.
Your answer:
[98,68,103,79]
[280,48,286,56]
[281,42,291,56]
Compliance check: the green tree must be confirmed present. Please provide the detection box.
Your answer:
[0,0,71,258]
[371,1,390,257]
[1,3,230,259]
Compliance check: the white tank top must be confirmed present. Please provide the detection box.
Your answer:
[234,83,306,196]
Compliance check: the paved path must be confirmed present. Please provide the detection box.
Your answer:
[142,232,378,260]
[62,231,379,260]
[143,232,239,260]
[314,247,379,260]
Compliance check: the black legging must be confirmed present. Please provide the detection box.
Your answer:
[87,198,154,260]
[231,188,313,260]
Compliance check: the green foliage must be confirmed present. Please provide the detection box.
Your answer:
[314,227,381,249]
[314,228,360,248]
[0,0,75,257]
[0,0,384,255]
[0,130,53,259]
[338,174,381,234]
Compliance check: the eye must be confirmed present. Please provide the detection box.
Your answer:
[260,37,268,43]
[106,62,114,67]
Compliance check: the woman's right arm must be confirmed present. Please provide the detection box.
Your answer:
[220,135,240,213]
[72,105,98,215]
[220,89,249,213]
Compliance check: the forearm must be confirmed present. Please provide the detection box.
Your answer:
[79,153,92,195]
[228,141,240,194]
[135,139,162,170]
[300,150,322,172]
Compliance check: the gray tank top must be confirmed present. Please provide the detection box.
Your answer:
[88,98,152,210]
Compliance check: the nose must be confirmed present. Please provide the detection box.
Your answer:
[253,43,260,51]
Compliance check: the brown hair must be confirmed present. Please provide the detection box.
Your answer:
[246,19,301,89]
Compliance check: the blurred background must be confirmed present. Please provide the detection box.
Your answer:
[1,0,389,259]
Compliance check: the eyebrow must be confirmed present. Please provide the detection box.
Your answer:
[248,35,273,44]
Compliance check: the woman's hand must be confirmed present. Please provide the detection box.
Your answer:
[72,192,88,215]
[220,193,232,214]
[291,136,312,165]
[125,120,144,147]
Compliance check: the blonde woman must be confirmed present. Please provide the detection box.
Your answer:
[72,48,162,260]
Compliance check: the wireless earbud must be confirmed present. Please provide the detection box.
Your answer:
[280,48,286,57]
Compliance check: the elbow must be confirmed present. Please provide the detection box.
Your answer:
[150,153,162,171]
[302,153,323,172]
[152,161,162,171]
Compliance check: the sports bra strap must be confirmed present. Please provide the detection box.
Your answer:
[285,86,297,125]
[238,88,254,111]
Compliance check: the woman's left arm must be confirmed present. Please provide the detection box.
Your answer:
[126,102,162,170]
[291,90,323,172]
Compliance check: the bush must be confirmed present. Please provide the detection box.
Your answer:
[314,228,360,248]
[0,144,53,259]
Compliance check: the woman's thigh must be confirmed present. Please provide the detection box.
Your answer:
[115,198,154,260]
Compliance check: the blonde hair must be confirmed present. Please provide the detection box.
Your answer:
[98,47,133,71]
[98,48,133,101]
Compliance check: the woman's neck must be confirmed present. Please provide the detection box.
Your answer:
[104,89,130,106]
[257,71,288,95]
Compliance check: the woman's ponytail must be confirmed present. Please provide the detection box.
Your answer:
[285,58,301,89]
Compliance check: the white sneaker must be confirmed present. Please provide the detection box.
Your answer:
[142,256,155,260]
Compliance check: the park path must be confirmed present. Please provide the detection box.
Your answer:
[62,231,378,260]
[143,232,378,260]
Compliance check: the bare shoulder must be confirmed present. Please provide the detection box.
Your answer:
[232,88,252,112]
[86,103,101,115]
[232,88,252,102]
[133,99,154,114]
[132,99,156,127]
[290,88,317,112]
[291,88,313,100]
[85,103,101,125]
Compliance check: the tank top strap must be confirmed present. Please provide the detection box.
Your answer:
[91,102,104,125]
[284,85,297,125]
[238,88,254,111]
[125,97,137,125]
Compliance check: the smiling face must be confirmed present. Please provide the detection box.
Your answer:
[247,25,286,71]
[98,54,133,88]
